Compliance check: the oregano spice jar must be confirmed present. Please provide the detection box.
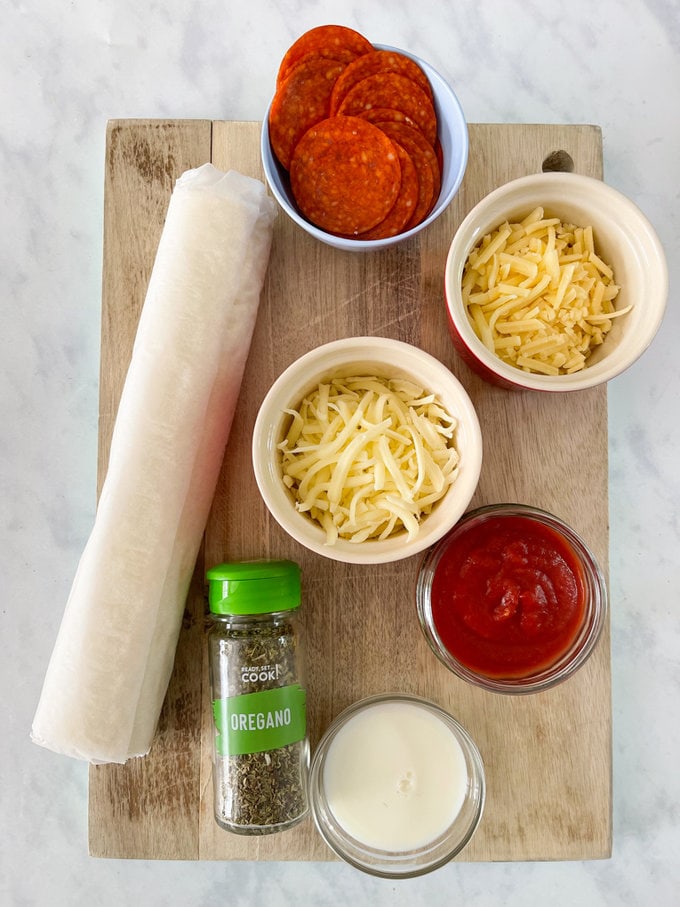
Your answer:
[206,559,309,835]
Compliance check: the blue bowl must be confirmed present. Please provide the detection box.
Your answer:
[261,45,468,251]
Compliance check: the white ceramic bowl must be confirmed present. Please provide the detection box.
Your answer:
[444,172,668,391]
[260,45,468,251]
[252,337,482,564]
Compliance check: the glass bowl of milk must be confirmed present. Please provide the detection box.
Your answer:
[309,693,485,877]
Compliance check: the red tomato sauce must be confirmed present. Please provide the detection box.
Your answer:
[430,514,587,679]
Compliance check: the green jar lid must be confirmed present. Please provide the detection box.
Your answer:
[206,559,301,615]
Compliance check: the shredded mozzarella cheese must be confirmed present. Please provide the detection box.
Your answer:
[462,207,631,375]
[278,375,460,544]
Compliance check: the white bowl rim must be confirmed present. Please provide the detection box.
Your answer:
[252,336,483,564]
[444,171,668,392]
[260,44,469,251]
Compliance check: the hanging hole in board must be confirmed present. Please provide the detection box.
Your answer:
[542,150,575,173]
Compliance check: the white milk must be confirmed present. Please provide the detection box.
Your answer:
[322,701,468,851]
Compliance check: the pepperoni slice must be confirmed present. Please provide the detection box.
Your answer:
[336,72,438,146]
[329,49,433,115]
[276,25,374,86]
[357,106,419,130]
[269,58,346,169]
[373,121,441,227]
[290,117,401,236]
[353,143,419,240]
[382,120,441,196]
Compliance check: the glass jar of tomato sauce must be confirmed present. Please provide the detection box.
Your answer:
[415,503,607,694]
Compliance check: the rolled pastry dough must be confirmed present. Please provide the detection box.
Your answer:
[31,164,276,763]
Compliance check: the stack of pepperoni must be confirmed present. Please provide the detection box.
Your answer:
[268,25,442,241]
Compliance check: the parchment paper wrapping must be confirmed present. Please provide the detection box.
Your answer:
[31,164,276,763]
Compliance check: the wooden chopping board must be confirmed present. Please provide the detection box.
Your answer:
[89,119,612,862]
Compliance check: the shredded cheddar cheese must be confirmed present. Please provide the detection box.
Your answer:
[278,375,460,544]
[462,207,631,375]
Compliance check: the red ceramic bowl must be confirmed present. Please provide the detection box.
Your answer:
[444,173,667,391]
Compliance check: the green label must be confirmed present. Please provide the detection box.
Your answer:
[212,684,306,756]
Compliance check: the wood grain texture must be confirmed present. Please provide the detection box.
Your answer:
[89,120,611,862]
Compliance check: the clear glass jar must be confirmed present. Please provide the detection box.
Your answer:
[309,693,485,878]
[415,503,608,694]
[206,559,309,835]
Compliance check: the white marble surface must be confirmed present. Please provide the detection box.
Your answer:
[2,0,678,903]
